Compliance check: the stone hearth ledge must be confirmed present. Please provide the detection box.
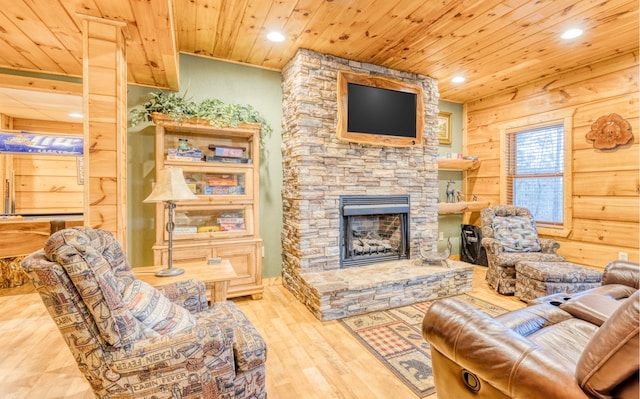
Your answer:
[285,259,474,321]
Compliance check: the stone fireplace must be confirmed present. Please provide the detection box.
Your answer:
[340,194,410,268]
[280,49,473,320]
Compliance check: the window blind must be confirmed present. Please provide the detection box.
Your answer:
[506,124,564,224]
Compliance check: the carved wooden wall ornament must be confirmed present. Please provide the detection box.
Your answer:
[586,113,633,149]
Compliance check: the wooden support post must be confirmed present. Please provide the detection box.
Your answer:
[79,15,128,248]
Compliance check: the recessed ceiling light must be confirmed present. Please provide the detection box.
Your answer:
[267,31,285,42]
[451,76,466,84]
[561,28,583,40]
[69,113,83,119]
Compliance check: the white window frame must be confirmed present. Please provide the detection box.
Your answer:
[499,109,574,237]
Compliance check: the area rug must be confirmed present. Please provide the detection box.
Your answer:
[339,294,509,397]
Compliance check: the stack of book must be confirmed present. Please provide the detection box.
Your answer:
[167,148,204,162]
[206,145,250,163]
[217,216,245,231]
[204,174,245,195]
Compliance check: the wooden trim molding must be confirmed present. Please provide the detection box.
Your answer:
[498,108,575,238]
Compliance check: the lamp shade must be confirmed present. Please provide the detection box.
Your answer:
[143,168,199,203]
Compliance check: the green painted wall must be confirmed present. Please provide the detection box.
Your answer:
[126,54,284,279]
[12,57,461,278]
[437,100,464,254]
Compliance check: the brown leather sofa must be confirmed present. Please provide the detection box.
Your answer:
[422,260,639,399]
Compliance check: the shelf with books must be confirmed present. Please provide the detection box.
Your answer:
[151,114,263,299]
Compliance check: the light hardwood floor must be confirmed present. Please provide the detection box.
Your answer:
[0,267,524,399]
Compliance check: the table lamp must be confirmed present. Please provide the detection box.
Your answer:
[144,167,199,276]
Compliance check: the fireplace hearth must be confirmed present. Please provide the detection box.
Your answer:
[340,195,410,268]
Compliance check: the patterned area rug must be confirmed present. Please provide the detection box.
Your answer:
[339,294,509,397]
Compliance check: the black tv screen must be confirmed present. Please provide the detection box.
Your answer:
[347,83,417,138]
[337,71,424,147]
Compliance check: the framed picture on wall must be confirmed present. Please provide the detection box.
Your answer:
[437,112,452,144]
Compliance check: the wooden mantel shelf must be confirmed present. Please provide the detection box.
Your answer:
[437,158,480,171]
[438,201,490,214]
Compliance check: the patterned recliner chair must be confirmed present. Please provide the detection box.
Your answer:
[481,205,565,295]
[21,227,267,399]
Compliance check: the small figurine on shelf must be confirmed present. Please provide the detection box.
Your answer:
[446,180,456,203]
[178,138,189,151]
[472,194,478,202]
[455,190,464,202]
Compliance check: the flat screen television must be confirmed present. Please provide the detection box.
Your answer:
[337,71,424,147]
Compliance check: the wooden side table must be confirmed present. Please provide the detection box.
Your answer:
[134,260,237,303]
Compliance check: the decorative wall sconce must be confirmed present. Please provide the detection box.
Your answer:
[585,113,633,149]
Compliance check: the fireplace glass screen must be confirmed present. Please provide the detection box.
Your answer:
[340,195,410,267]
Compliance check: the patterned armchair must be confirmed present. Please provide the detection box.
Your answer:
[481,205,565,295]
[21,227,267,399]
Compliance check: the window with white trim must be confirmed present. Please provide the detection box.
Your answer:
[500,109,574,237]
[505,124,564,225]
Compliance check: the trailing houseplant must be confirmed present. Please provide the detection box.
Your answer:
[130,91,273,148]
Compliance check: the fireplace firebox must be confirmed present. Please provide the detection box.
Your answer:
[339,195,410,268]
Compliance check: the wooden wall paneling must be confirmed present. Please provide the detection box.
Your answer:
[572,95,640,129]
[88,122,118,151]
[116,24,128,249]
[465,53,639,268]
[15,193,83,214]
[0,220,50,258]
[0,75,81,96]
[88,177,117,206]
[0,114,11,130]
[0,154,10,214]
[570,218,639,249]
[88,205,118,233]
[465,177,500,196]
[471,158,500,178]
[12,156,78,176]
[88,151,117,178]
[468,67,636,125]
[466,125,500,145]
[81,15,128,246]
[466,51,639,113]
[17,175,81,193]
[573,145,639,172]
[557,238,639,267]
[573,171,640,197]
[12,155,83,215]
[466,140,501,160]
[573,196,639,223]
[11,119,82,134]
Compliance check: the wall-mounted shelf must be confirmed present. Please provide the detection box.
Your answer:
[437,158,480,171]
[438,201,490,214]
[437,157,486,214]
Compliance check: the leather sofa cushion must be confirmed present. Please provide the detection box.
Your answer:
[576,291,639,398]
[495,303,573,336]
[560,294,621,326]
[527,318,598,365]
[602,260,640,289]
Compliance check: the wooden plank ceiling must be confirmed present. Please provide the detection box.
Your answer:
[0,0,637,121]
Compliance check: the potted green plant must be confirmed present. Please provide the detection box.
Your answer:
[130,91,273,148]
